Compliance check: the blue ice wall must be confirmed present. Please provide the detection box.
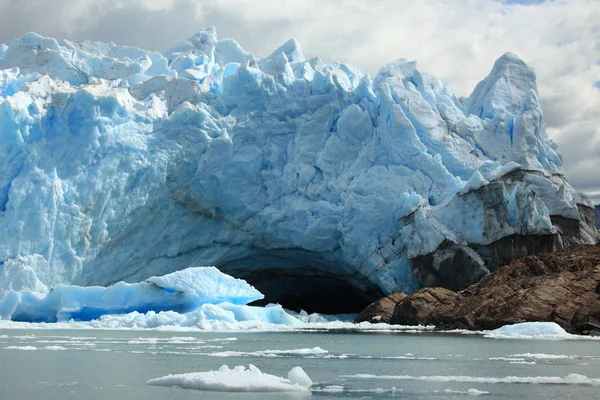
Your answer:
[0,29,595,299]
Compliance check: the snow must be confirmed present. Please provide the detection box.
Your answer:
[0,267,262,322]
[146,364,312,392]
[0,28,596,303]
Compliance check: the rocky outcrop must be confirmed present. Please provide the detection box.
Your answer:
[409,176,600,293]
[354,293,407,323]
[595,205,600,229]
[382,245,600,334]
[390,288,461,327]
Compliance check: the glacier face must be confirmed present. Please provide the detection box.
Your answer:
[0,28,597,311]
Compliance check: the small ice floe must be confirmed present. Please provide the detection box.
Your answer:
[147,364,312,392]
[206,337,237,342]
[484,322,600,340]
[319,385,344,393]
[444,388,489,396]
[488,356,535,365]
[345,373,600,385]
[4,345,36,351]
[313,385,401,394]
[508,353,600,363]
[208,347,328,358]
[43,345,68,351]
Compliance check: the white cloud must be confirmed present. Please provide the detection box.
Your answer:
[0,0,598,202]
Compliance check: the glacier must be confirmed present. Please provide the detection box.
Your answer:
[0,28,598,313]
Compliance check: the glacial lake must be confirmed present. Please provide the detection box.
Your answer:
[1,328,600,399]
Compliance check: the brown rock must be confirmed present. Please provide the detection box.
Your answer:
[592,265,600,281]
[392,288,460,326]
[387,245,600,335]
[354,293,407,323]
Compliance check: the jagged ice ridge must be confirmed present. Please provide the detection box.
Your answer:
[0,28,597,312]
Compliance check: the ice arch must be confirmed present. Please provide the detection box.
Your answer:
[218,249,384,314]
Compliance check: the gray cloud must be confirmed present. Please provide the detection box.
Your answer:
[0,0,599,204]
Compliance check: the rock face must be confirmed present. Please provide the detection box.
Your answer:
[389,245,600,335]
[595,205,600,229]
[0,29,598,313]
[354,293,407,323]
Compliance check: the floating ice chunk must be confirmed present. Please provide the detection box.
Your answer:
[484,322,576,340]
[510,353,571,360]
[44,345,68,351]
[315,386,400,394]
[444,388,490,396]
[0,311,443,331]
[147,364,312,392]
[209,347,328,358]
[4,345,36,350]
[346,373,600,385]
[145,267,262,304]
[320,385,344,392]
[77,302,303,330]
[0,267,263,323]
[214,302,302,326]
[288,366,312,388]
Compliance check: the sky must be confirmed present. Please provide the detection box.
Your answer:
[0,0,598,203]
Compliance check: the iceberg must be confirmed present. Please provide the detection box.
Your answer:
[484,322,591,340]
[0,28,597,313]
[0,266,263,322]
[65,302,305,330]
[147,364,312,392]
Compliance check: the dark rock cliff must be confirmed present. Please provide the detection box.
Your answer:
[383,245,600,335]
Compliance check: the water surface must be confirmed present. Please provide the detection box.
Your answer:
[1,329,600,399]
